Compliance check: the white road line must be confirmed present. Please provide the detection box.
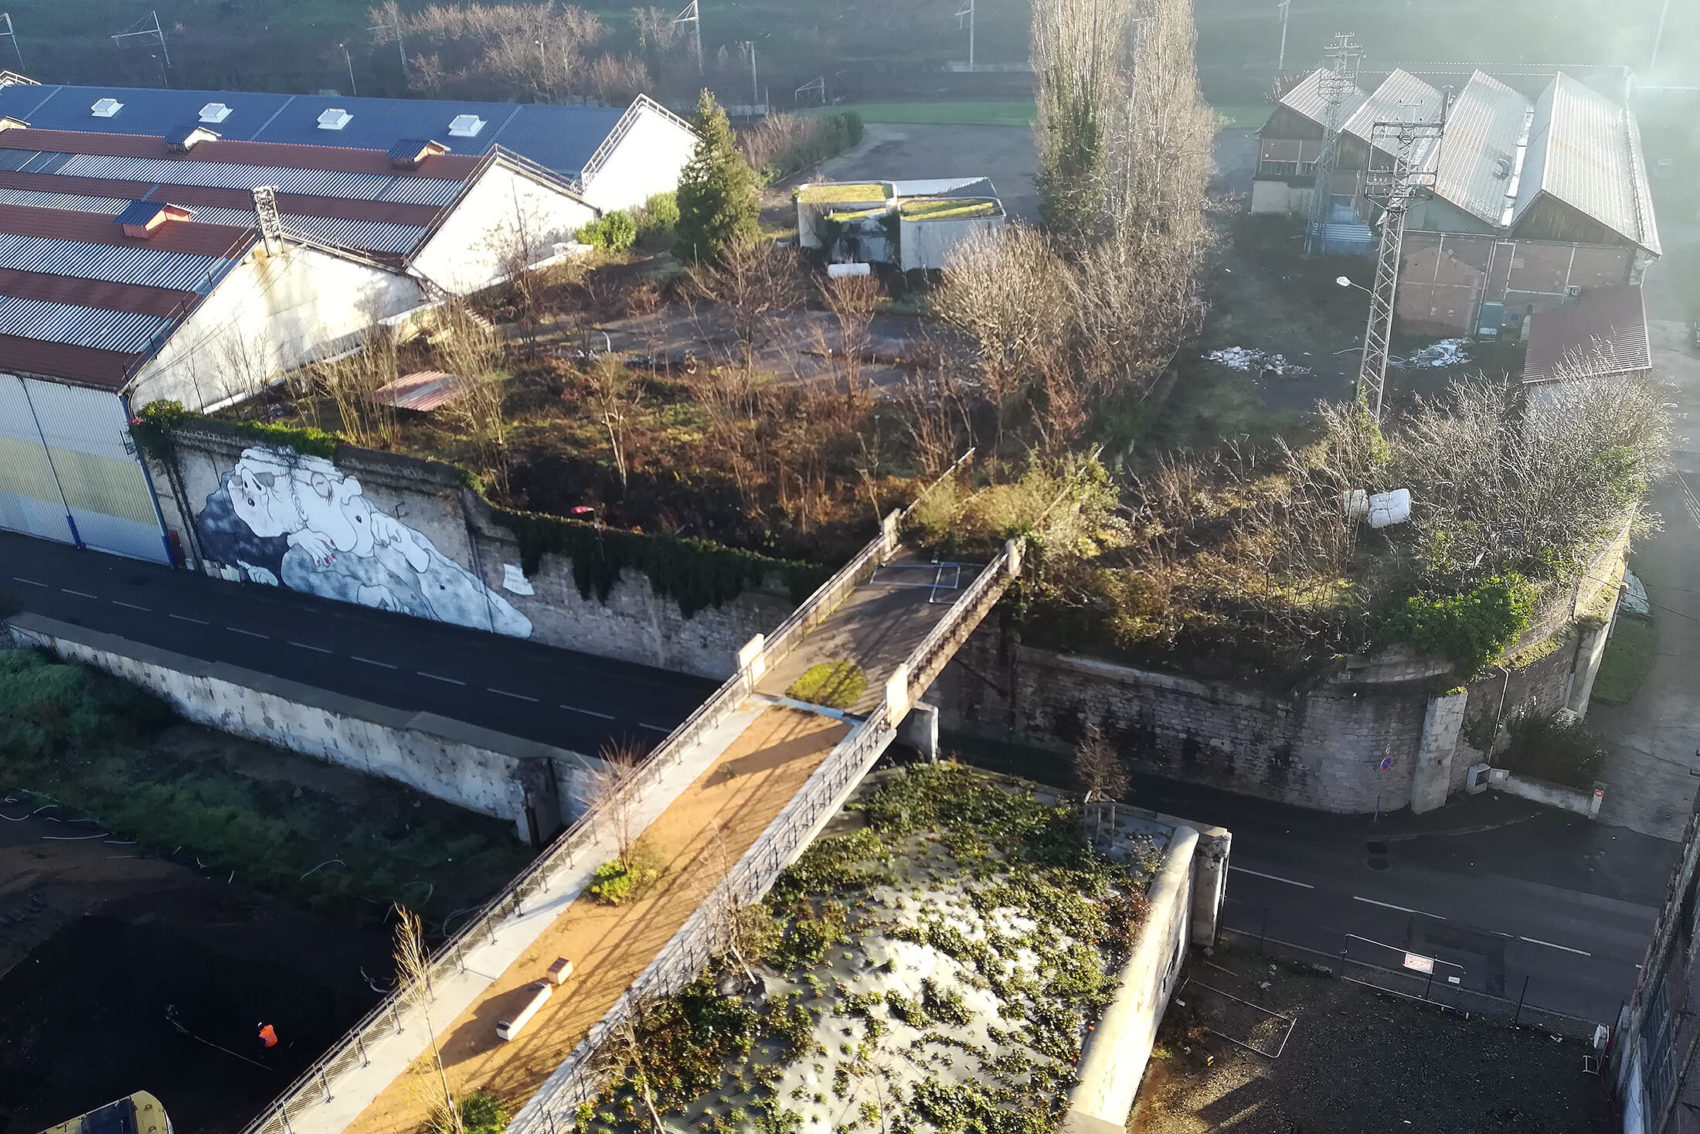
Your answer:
[60,588,97,599]
[488,688,539,703]
[560,704,616,720]
[419,671,466,686]
[1228,865,1315,890]
[1353,895,1446,920]
[110,600,150,612]
[351,655,398,670]
[288,640,333,654]
[1519,935,1592,957]
[11,576,47,587]
[168,613,210,626]
[227,627,269,639]
[639,722,672,734]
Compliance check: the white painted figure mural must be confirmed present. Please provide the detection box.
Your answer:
[196,446,532,637]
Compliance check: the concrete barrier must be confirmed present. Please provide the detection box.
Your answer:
[1490,767,1605,819]
[7,614,580,843]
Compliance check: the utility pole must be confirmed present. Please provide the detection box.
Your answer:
[1304,32,1362,257]
[1356,102,1447,419]
[0,13,20,70]
[1649,0,1671,75]
[673,0,701,73]
[1276,0,1290,73]
[955,0,975,72]
[369,13,406,77]
[339,43,357,96]
[745,40,759,111]
[111,11,170,81]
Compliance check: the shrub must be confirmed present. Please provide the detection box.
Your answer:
[638,191,680,237]
[785,660,867,709]
[579,210,639,252]
[1382,573,1537,678]
[456,1092,509,1134]
[588,846,662,905]
[1498,708,1608,789]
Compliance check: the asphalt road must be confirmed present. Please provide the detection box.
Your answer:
[0,532,715,757]
[962,741,1676,1024]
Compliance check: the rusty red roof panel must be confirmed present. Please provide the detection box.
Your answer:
[1524,285,1651,384]
[0,331,140,388]
[0,265,197,318]
[0,203,252,257]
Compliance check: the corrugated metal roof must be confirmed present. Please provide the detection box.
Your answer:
[0,265,195,318]
[1512,73,1660,255]
[369,369,466,412]
[1342,69,1445,151]
[1523,285,1650,384]
[0,230,225,290]
[0,82,635,175]
[1432,71,1532,227]
[0,331,139,387]
[1277,68,1369,129]
[0,292,168,352]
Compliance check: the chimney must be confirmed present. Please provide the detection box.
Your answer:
[114,201,192,240]
[388,138,450,170]
[165,124,221,154]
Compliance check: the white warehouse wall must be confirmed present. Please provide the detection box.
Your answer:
[128,243,423,411]
[579,102,698,214]
[410,163,598,295]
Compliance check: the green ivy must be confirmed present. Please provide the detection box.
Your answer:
[1382,573,1538,679]
[131,400,341,460]
[491,506,830,618]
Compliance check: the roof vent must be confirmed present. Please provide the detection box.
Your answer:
[317,108,353,131]
[1493,156,1513,179]
[91,97,124,118]
[166,125,221,153]
[199,102,233,124]
[447,114,486,138]
[115,200,192,239]
[389,137,450,169]
[0,115,27,133]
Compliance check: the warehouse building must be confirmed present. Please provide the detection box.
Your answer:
[0,120,599,564]
[0,73,697,213]
[1253,67,1660,337]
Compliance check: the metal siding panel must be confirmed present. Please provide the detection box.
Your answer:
[0,294,168,352]
[0,231,221,290]
[0,375,74,545]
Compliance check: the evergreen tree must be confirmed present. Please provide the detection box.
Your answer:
[674,90,760,264]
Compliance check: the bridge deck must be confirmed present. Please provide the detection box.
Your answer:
[339,708,849,1134]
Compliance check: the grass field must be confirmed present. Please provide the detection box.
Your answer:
[1592,616,1656,704]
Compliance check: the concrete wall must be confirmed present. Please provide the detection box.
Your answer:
[1064,824,1196,1134]
[579,100,698,214]
[411,163,598,295]
[131,244,425,412]
[1249,178,1312,216]
[150,425,788,679]
[8,613,580,843]
[1396,231,1637,337]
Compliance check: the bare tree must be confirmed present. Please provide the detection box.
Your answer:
[585,355,643,490]
[393,905,464,1134]
[820,273,882,404]
[689,236,804,383]
[1031,0,1134,247]
[435,306,514,495]
[312,327,400,448]
[581,739,644,868]
[1073,722,1129,802]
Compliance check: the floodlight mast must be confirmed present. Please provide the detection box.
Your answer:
[0,13,20,69]
[110,10,170,78]
[1276,0,1290,73]
[955,0,975,72]
[674,0,702,73]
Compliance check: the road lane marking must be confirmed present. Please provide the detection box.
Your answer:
[169,613,210,626]
[1353,895,1445,919]
[1228,865,1315,889]
[419,671,466,686]
[227,627,268,639]
[288,640,332,654]
[560,704,616,720]
[639,722,671,734]
[488,688,539,703]
[111,600,150,612]
[352,656,398,669]
[60,588,97,599]
[1519,935,1592,957]
[11,576,47,587]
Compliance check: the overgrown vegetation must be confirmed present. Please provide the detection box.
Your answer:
[584,765,1153,1134]
[785,660,868,709]
[1497,708,1609,789]
[589,846,664,905]
[740,111,866,184]
[579,210,640,253]
[0,650,527,916]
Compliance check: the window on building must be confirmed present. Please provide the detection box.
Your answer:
[1257,160,1301,178]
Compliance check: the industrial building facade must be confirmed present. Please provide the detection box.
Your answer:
[0,92,693,566]
[1254,67,1660,337]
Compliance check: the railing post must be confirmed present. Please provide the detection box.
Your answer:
[1005,537,1023,578]
[319,1069,333,1103]
[356,1034,370,1067]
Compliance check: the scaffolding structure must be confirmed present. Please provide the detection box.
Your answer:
[1355,107,1446,418]
[1303,32,1362,257]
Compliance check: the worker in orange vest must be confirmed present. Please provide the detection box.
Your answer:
[258,1023,278,1048]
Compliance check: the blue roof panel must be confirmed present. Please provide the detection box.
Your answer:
[0,83,632,175]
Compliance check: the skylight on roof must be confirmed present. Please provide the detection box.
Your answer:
[317,108,353,131]
[91,98,123,118]
[448,114,486,138]
[199,102,232,124]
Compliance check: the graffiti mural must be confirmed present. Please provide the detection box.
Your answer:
[196,446,533,637]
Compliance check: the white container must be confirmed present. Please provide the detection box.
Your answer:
[827,262,872,278]
[1367,488,1411,529]
[1341,488,1369,520]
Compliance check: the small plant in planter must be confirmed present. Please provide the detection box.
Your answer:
[589,843,664,905]
[785,660,868,709]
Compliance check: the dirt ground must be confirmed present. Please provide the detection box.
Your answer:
[1129,946,1615,1134]
[0,721,527,1134]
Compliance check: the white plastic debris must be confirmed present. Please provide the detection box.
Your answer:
[1367,489,1412,529]
[1341,488,1370,520]
[1206,346,1313,377]
[1393,338,1471,369]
